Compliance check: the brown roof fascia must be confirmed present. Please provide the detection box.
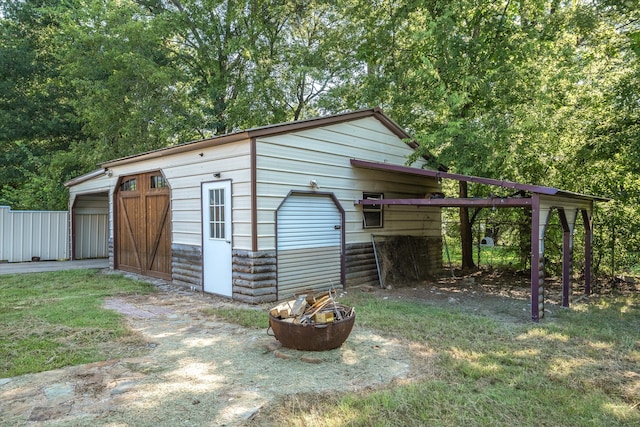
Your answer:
[351,159,609,202]
[102,131,252,168]
[551,189,610,202]
[102,108,404,169]
[369,106,412,140]
[247,107,390,138]
[366,108,446,171]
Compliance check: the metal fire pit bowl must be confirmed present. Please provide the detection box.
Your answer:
[269,308,356,351]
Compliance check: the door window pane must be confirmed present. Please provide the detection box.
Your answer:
[208,188,225,239]
[150,175,168,189]
[119,178,137,192]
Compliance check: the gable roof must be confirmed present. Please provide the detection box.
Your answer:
[102,107,419,168]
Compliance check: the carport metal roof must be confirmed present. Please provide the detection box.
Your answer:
[351,159,610,322]
[351,159,609,203]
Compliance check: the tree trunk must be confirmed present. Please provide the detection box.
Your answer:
[459,181,476,270]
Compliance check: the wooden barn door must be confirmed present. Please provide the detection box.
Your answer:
[116,172,171,280]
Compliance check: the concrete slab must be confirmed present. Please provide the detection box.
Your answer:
[0,259,108,275]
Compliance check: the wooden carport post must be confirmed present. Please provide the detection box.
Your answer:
[530,194,553,322]
[558,208,578,307]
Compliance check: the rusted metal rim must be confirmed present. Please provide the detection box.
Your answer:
[269,310,356,351]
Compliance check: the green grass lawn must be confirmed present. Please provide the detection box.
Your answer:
[247,292,640,426]
[444,243,526,270]
[1,269,638,426]
[0,269,155,377]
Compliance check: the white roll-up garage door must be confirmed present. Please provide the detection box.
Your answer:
[277,193,342,299]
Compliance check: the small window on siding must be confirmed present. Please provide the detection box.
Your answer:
[119,178,137,192]
[150,175,168,189]
[362,192,383,228]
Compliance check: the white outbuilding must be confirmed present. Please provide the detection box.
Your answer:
[65,108,443,303]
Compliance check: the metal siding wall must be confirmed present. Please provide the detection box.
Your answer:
[0,207,69,262]
[73,194,109,260]
[107,140,252,249]
[277,195,342,298]
[255,117,442,251]
[75,214,108,259]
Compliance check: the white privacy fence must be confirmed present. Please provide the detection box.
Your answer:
[0,206,69,262]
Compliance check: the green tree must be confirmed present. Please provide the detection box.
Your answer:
[2,0,639,274]
[138,0,352,133]
[564,0,640,275]
[247,1,354,122]
[0,0,84,210]
[330,0,638,272]
[55,0,196,162]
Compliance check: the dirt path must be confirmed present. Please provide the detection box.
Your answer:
[0,288,414,426]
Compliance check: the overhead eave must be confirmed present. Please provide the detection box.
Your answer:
[64,169,106,188]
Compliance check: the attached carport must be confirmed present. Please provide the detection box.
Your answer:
[351,159,609,322]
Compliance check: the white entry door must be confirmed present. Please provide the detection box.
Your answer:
[202,180,232,296]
